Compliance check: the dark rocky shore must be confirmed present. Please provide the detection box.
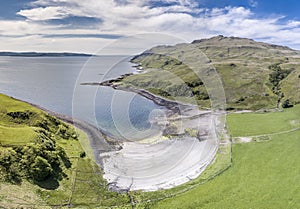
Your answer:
[81,75,192,114]
[46,111,119,167]
[13,97,118,167]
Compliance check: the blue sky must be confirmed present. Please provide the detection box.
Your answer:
[0,0,300,53]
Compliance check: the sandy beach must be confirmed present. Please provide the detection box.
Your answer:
[103,102,221,191]
[80,78,223,192]
[19,77,222,192]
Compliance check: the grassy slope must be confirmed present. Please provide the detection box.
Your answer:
[121,36,300,110]
[227,105,300,137]
[281,64,300,103]
[150,106,300,209]
[0,94,130,208]
[0,125,37,145]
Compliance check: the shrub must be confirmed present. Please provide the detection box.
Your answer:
[30,156,53,181]
[80,151,86,158]
[186,80,203,88]
[282,99,293,108]
[184,128,198,138]
[268,64,292,95]
[7,111,33,120]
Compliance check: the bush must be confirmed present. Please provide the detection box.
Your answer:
[7,111,31,120]
[80,151,86,158]
[268,64,292,95]
[30,156,53,181]
[0,148,21,183]
[186,80,203,88]
[184,128,198,138]
[282,99,293,108]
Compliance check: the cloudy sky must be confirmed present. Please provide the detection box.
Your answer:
[1,0,300,53]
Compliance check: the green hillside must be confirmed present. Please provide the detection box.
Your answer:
[1,36,300,208]
[0,94,129,208]
[118,36,300,110]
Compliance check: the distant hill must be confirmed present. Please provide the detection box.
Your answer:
[0,52,93,57]
[119,35,300,110]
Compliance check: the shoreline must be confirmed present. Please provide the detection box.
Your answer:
[45,111,120,167]
[2,71,220,192]
[80,78,223,192]
[4,94,118,167]
[2,80,220,192]
[81,81,195,114]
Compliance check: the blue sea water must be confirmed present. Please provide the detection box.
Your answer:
[0,56,163,139]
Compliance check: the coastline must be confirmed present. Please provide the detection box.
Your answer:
[81,81,195,114]
[46,111,120,167]
[80,76,223,192]
[4,94,118,167]
[1,77,220,192]
[2,68,220,192]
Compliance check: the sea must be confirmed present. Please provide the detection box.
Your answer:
[0,56,163,139]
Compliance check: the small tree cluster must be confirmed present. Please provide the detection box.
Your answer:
[0,132,71,183]
[282,99,293,108]
[268,63,292,95]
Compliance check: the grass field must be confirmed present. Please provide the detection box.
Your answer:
[0,125,37,145]
[152,130,300,209]
[227,105,300,137]
[150,106,300,209]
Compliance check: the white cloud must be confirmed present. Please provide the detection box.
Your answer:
[17,6,69,21]
[1,0,300,52]
[0,35,115,53]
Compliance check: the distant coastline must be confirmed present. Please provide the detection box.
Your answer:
[0,52,94,57]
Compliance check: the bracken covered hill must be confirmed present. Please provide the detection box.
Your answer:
[121,35,300,110]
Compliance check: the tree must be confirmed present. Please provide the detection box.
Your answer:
[282,99,293,108]
[30,156,53,181]
[80,151,86,158]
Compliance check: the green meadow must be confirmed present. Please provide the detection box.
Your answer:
[146,106,300,209]
[1,95,300,209]
[227,105,300,137]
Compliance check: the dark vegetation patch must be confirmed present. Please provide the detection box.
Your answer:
[7,111,34,120]
[268,63,293,95]
[0,114,75,188]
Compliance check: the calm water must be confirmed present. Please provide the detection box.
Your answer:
[0,56,163,139]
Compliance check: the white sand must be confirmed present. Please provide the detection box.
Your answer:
[101,111,220,192]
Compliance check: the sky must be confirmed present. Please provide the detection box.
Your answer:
[0,0,300,54]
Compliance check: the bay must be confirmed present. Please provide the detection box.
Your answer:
[0,56,163,139]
